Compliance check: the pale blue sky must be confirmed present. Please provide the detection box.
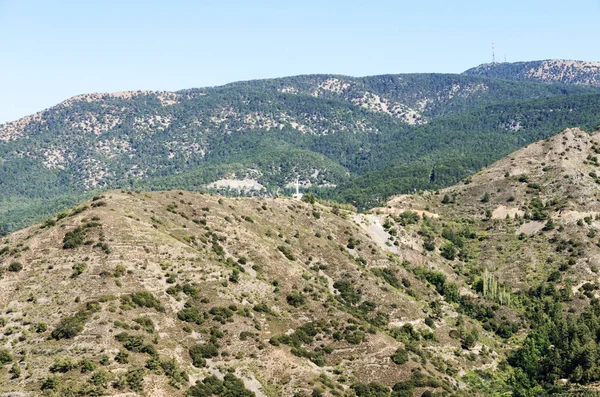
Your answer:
[1,0,599,124]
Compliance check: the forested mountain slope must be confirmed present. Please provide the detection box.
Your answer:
[2,71,600,234]
[464,59,600,87]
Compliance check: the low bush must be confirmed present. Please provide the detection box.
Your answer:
[71,263,87,278]
[286,292,307,307]
[63,227,87,249]
[391,347,409,365]
[51,301,101,340]
[121,291,165,312]
[187,373,255,396]
[277,245,296,261]
[189,343,219,368]
[0,348,13,364]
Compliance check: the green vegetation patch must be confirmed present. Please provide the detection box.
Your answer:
[51,301,101,340]
[186,373,255,396]
[120,291,165,312]
[189,343,219,368]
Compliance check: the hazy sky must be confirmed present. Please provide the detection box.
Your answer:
[1,0,599,124]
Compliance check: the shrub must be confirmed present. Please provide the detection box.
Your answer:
[71,263,87,278]
[187,373,255,396]
[94,242,111,254]
[41,375,59,390]
[0,348,13,364]
[277,245,296,261]
[120,367,146,392]
[113,265,126,277]
[121,291,165,312]
[392,381,414,397]
[160,358,189,388]
[333,280,361,305]
[90,369,111,387]
[35,322,47,333]
[79,359,96,373]
[390,347,409,365]
[178,306,203,324]
[8,262,23,272]
[43,218,56,228]
[302,193,317,204]
[390,324,421,343]
[115,350,129,364]
[462,329,478,349]
[115,332,157,356]
[134,316,155,333]
[543,219,555,231]
[253,303,272,314]
[372,268,401,289]
[209,306,236,321]
[50,357,76,373]
[440,242,458,260]
[415,267,446,294]
[351,382,390,397]
[286,292,307,307]
[51,301,101,340]
[182,283,200,297]
[442,282,460,303]
[229,269,240,283]
[423,235,436,251]
[10,362,21,379]
[396,210,420,225]
[189,343,219,368]
[63,227,87,249]
[425,317,435,328]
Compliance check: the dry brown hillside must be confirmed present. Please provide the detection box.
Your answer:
[382,127,600,289]
[0,190,503,396]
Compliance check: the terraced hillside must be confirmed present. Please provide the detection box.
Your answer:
[4,128,600,395]
[0,190,501,396]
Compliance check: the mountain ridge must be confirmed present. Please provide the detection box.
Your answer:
[464,59,600,87]
[3,65,600,234]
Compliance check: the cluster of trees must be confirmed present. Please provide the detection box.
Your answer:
[509,288,600,395]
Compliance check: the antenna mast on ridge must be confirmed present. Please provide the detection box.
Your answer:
[492,42,495,64]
